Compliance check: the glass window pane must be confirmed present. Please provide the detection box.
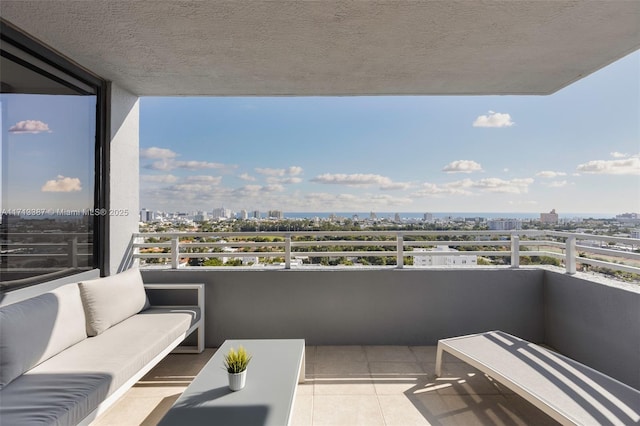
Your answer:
[1,53,97,290]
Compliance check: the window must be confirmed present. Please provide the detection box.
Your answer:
[1,22,107,291]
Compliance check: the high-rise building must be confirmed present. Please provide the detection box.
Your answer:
[252,210,261,219]
[139,208,155,223]
[423,213,433,222]
[239,209,248,220]
[540,209,559,224]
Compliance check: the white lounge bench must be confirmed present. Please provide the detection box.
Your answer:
[0,269,205,426]
[435,331,640,426]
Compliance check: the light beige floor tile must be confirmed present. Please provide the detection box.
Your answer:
[438,394,529,426]
[373,376,432,395]
[304,362,316,377]
[369,361,425,375]
[91,394,181,426]
[313,361,370,375]
[314,377,376,395]
[315,346,367,364]
[504,394,561,425]
[296,381,315,395]
[377,394,432,426]
[290,394,313,426]
[365,345,418,362]
[405,393,460,425]
[312,395,385,426]
[305,345,317,364]
[126,384,189,398]
[409,346,438,363]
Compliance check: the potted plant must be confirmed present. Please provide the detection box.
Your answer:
[224,346,252,391]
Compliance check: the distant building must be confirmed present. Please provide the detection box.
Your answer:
[394,213,401,223]
[631,229,640,239]
[212,207,232,219]
[370,212,377,220]
[540,209,559,224]
[252,210,261,219]
[488,219,521,231]
[239,209,248,220]
[268,210,284,219]
[616,213,640,224]
[139,208,155,222]
[411,246,477,267]
[193,211,209,222]
[423,213,433,222]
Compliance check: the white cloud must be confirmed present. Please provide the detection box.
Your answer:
[9,120,52,134]
[412,181,472,197]
[288,166,303,176]
[610,152,629,158]
[185,175,223,184]
[41,175,82,192]
[536,171,567,178]
[442,160,483,174]
[301,192,412,210]
[255,166,303,177]
[264,184,285,192]
[140,147,177,159]
[238,173,256,181]
[576,156,640,175]
[470,178,534,194]
[255,167,287,177]
[266,176,303,185]
[141,174,178,183]
[145,159,232,171]
[472,111,514,128]
[310,173,409,190]
[547,180,568,188]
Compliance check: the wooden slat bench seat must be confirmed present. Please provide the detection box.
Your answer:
[435,331,640,426]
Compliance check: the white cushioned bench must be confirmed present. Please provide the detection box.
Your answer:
[435,331,640,426]
[0,268,204,426]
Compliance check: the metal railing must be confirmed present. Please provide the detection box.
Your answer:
[1,233,93,269]
[132,230,640,277]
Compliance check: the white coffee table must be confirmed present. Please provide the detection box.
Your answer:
[158,339,305,426]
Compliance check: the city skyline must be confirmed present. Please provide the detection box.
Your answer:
[136,51,638,214]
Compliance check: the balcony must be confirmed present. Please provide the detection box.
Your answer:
[78,229,638,425]
[93,346,560,426]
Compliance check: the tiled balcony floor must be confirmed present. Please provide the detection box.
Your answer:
[92,346,559,426]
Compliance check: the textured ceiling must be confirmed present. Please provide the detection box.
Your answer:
[1,1,639,96]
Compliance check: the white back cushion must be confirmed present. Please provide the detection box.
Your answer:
[78,268,149,336]
[0,283,87,389]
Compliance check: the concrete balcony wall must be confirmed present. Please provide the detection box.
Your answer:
[142,268,545,346]
[543,270,640,390]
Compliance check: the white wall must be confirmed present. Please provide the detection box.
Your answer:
[108,83,139,275]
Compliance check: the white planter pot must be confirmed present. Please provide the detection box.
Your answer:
[228,370,247,391]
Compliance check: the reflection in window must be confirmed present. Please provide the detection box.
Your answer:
[1,43,98,291]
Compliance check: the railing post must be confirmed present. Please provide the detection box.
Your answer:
[285,233,291,269]
[171,236,180,269]
[397,232,404,269]
[566,235,576,274]
[68,237,78,268]
[511,235,519,268]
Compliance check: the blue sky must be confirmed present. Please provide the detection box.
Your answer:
[2,95,95,211]
[140,51,639,215]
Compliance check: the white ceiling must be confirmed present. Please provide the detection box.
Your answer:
[1,1,639,96]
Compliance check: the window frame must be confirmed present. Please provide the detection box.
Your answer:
[0,19,108,284]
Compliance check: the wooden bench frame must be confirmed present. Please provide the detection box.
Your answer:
[435,331,640,426]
